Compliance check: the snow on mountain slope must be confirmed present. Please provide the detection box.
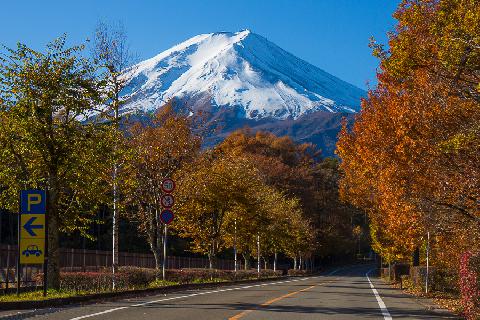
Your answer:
[121,30,365,120]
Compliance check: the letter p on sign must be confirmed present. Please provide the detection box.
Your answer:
[20,190,46,214]
[28,194,42,211]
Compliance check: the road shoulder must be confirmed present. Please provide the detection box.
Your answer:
[370,274,460,319]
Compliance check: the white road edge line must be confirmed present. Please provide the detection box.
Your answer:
[68,268,340,320]
[366,269,392,320]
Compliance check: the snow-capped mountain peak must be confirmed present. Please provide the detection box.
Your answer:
[121,30,365,120]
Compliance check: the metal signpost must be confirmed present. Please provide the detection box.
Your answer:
[18,190,47,296]
[161,178,175,281]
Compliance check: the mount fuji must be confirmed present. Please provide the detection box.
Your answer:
[121,30,365,156]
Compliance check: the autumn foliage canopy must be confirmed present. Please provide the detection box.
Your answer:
[337,0,479,274]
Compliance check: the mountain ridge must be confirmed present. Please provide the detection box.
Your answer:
[122,30,364,118]
[120,30,365,156]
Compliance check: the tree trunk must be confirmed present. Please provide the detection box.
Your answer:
[208,253,214,270]
[274,251,277,272]
[293,256,297,270]
[242,253,250,270]
[47,182,60,290]
[413,247,420,266]
[146,208,162,279]
[151,246,161,279]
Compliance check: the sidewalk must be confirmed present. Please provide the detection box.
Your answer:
[373,276,461,319]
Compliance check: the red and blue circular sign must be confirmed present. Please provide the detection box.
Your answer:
[161,178,175,193]
[161,194,174,208]
[160,209,174,225]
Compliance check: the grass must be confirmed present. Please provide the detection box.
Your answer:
[191,277,227,284]
[0,274,279,302]
[148,279,178,288]
[0,280,179,302]
[386,276,463,316]
[0,289,92,302]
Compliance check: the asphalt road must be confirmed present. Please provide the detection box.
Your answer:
[1,265,458,320]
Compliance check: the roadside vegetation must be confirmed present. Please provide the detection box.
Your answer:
[337,0,479,318]
[0,268,281,302]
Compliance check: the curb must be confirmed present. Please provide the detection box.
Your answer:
[0,276,291,312]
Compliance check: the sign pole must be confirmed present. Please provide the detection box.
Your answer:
[43,190,48,297]
[160,178,175,281]
[16,210,20,296]
[163,224,167,281]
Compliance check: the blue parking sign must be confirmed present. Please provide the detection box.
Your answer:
[20,190,46,214]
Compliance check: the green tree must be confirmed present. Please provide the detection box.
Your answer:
[175,152,263,269]
[0,36,114,289]
[91,20,136,285]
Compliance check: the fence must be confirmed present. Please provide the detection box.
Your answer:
[0,244,235,289]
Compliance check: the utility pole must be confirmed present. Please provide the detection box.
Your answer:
[234,218,237,273]
[425,231,430,294]
[257,234,260,275]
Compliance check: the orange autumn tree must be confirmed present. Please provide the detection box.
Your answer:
[122,104,201,272]
[337,0,479,270]
[218,130,361,261]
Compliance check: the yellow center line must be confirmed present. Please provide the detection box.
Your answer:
[228,278,338,320]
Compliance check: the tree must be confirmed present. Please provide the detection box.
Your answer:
[122,105,200,274]
[0,36,114,289]
[337,0,480,274]
[218,130,360,263]
[91,20,136,284]
[257,191,308,270]
[175,152,264,269]
[221,184,302,271]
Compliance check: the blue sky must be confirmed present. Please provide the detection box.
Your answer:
[0,0,399,89]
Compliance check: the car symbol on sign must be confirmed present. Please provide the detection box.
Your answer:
[22,245,42,257]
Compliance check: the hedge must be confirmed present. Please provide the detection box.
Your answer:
[35,267,283,293]
[460,251,480,320]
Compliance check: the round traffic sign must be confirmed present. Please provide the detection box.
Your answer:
[160,209,174,225]
[161,194,174,208]
[161,178,175,193]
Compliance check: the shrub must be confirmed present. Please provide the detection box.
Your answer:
[432,269,458,294]
[287,269,310,276]
[35,272,112,293]
[35,267,157,292]
[116,266,157,289]
[34,268,283,293]
[459,251,480,320]
[164,268,281,283]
